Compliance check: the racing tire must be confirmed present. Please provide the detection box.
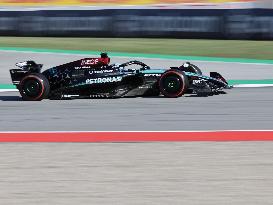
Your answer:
[159,70,189,98]
[19,73,50,101]
[180,64,202,75]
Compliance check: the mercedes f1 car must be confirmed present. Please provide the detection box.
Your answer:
[10,53,230,101]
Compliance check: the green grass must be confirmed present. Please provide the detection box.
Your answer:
[0,37,273,60]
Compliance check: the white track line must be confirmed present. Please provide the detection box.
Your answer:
[233,84,273,88]
[0,89,18,92]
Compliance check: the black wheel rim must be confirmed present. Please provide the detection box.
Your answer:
[162,75,182,94]
[22,79,42,97]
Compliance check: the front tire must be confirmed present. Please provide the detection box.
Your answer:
[19,73,50,101]
[159,70,189,98]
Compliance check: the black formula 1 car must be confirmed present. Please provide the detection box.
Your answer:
[10,53,230,101]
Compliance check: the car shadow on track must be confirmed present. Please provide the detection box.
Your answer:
[0,95,199,101]
[185,91,227,97]
[0,91,227,101]
[0,96,22,101]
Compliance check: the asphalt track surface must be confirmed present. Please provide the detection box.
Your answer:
[0,51,273,204]
[0,87,273,131]
[1,51,273,131]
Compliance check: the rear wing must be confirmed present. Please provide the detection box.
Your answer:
[10,60,42,86]
[10,69,28,86]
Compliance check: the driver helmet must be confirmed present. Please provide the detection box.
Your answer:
[100,52,110,64]
[182,62,191,68]
[100,52,108,58]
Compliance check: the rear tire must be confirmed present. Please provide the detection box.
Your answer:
[159,70,189,98]
[19,73,50,101]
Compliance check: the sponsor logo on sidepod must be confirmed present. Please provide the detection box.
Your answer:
[86,76,122,84]
[81,59,99,66]
[89,70,114,74]
[144,74,161,77]
[193,80,203,84]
